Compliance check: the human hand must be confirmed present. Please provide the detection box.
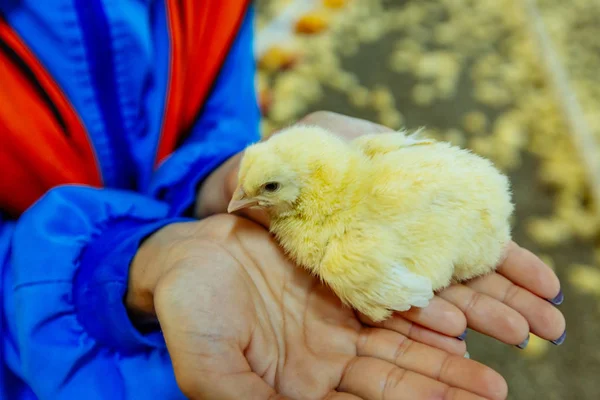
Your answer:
[375,240,566,352]
[437,241,566,348]
[126,214,508,399]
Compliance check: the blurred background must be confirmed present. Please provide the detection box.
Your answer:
[253,0,600,398]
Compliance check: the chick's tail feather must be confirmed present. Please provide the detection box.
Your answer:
[365,263,434,314]
[389,263,435,310]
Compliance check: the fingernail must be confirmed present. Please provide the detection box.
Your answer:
[464,351,470,359]
[550,330,566,346]
[548,289,564,305]
[457,329,468,341]
[516,334,530,349]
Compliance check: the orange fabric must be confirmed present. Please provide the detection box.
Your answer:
[0,2,249,216]
[0,18,102,217]
[155,0,250,165]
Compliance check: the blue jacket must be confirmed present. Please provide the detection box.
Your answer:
[0,1,260,398]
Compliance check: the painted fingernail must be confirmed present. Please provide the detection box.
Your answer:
[457,329,468,341]
[550,330,566,346]
[548,289,564,305]
[464,351,470,359]
[516,334,530,349]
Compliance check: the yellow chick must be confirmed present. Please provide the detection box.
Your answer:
[228,126,514,322]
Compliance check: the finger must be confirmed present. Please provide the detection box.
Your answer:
[297,111,394,138]
[237,206,271,229]
[356,328,508,400]
[466,273,566,343]
[359,313,467,356]
[338,357,492,400]
[397,296,468,337]
[438,284,530,346]
[497,241,561,301]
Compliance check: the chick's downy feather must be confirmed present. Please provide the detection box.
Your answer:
[232,126,514,322]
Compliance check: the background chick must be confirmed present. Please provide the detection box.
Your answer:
[228,126,514,322]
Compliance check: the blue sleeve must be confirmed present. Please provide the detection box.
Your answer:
[1,186,191,400]
[147,6,261,216]
[1,7,258,400]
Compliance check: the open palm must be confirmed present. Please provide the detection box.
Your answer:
[167,111,565,399]
[152,215,507,400]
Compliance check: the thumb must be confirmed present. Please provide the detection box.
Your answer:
[189,372,293,400]
[153,259,288,399]
[296,111,395,139]
[169,337,291,400]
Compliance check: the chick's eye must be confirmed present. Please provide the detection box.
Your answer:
[263,182,280,192]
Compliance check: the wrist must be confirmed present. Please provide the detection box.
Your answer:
[73,214,191,349]
[125,221,206,319]
[194,152,242,219]
[195,146,271,228]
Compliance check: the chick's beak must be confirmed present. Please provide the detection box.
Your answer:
[227,187,259,213]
